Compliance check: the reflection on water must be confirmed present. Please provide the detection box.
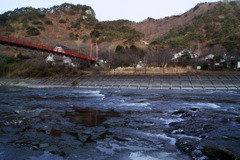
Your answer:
[0,87,240,160]
[65,108,99,126]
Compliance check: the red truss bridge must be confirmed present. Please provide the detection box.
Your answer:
[0,35,98,62]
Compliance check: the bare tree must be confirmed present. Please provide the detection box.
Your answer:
[229,47,240,59]
[145,52,157,67]
[110,48,145,69]
[207,45,227,57]
[155,48,172,73]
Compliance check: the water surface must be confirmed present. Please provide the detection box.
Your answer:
[0,87,240,159]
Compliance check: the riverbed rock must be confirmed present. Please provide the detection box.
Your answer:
[202,146,239,160]
[50,128,62,137]
[39,143,49,148]
[171,110,192,117]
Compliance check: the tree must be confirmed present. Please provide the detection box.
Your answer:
[207,45,227,57]
[156,48,172,73]
[90,30,100,38]
[26,26,40,36]
[115,45,124,53]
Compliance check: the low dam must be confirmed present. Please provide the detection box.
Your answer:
[77,75,240,90]
[1,75,240,90]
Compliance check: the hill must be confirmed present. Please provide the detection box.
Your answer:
[1,2,240,53]
[130,2,218,42]
[146,1,240,52]
[0,3,144,52]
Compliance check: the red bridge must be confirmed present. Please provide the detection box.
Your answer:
[0,35,97,62]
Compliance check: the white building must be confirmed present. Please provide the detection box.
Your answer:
[172,50,199,60]
[46,44,76,67]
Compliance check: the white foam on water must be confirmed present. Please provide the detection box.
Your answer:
[72,90,104,97]
[117,102,152,111]
[171,129,184,134]
[28,108,45,116]
[125,145,156,151]
[158,117,184,125]
[184,102,221,109]
[129,151,189,160]
[119,102,150,107]
[174,134,202,141]
[96,143,155,156]
[96,146,114,155]
[197,103,220,109]
[129,152,159,160]
[144,133,176,145]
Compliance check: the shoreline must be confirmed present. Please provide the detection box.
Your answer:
[1,74,240,90]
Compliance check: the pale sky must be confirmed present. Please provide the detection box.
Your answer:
[1,0,219,22]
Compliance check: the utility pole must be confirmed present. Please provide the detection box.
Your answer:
[109,47,110,68]
[198,40,200,54]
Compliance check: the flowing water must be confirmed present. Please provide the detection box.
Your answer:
[0,86,240,160]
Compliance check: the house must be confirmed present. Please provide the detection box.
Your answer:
[46,44,76,67]
[62,55,73,66]
[194,51,201,56]
[197,54,215,62]
[172,49,199,60]
[45,53,64,65]
[46,53,54,62]
[237,57,240,69]
[222,54,240,70]
[205,54,215,60]
[54,44,71,54]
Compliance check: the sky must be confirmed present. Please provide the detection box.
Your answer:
[1,0,219,22]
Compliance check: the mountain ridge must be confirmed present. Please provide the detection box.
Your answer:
[0,1,240,52]
[130,2,218,42]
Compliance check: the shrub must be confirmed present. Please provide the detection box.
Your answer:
[4,56,15,63]
[68,10,75,15]
[5,24,15,32]
[37,25,45,31]
[91,36,96,43]
[75,33,79,40]
[26,26,40,36]
[32,20,42,25]
[59,19,66,23]
[90,30,100,38]
[44,20,53,25]
[130,45,138,50]
[81,35,88,42]
[115,45,124,52]
[22,22,29,30]
[69,32,74,39]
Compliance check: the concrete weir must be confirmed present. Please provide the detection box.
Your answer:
[76,75,240,90]
[0,75,240,90]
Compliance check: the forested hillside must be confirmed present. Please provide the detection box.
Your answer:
[150,1,240,52]
[0,3,143,50]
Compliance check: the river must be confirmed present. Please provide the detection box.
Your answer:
[0,86,240,160]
